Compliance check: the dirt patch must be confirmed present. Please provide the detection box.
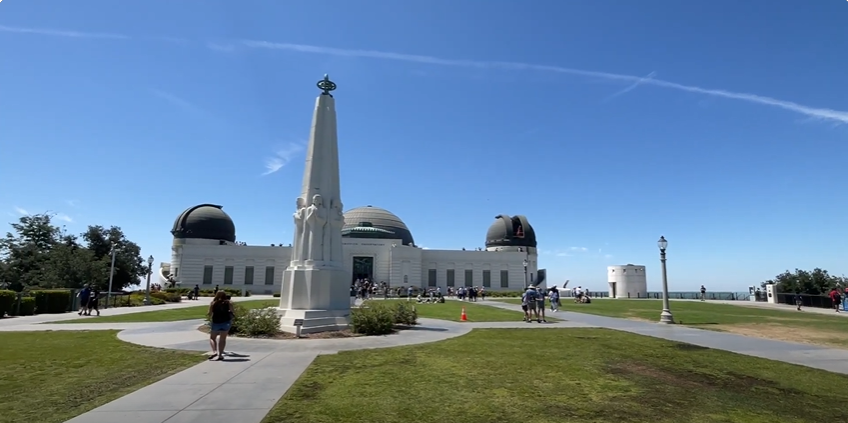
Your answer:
[711,323,848,348]
[197,325,363,340]
[608,361,804,396]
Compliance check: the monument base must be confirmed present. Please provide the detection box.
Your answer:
[277,308,350,334]
[277,265,351,334]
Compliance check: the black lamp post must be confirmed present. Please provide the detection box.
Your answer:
[144,255,154,306]
[523,259,529,288]
[658,236,674,324]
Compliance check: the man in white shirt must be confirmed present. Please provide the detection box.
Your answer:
[575,286,584,303]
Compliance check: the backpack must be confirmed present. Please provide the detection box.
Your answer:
[525,290,537,302]
[211,301,232,324]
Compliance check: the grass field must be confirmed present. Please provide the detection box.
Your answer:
[263,328,848,423]
[0,331,203,423]
[382,299,538,322]
[497,298,848,347]
[58,299,278,323]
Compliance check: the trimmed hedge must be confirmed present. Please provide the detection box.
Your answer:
[164,287,249,297]
[15,297,36,316]
[0,290,16,317]
[31,290,72,314]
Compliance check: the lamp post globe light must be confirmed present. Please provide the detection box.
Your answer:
[144,255,154,306]
[523,259,529,288]
[658,236,674,324]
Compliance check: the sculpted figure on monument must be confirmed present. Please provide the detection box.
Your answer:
[325,199,345,262]
[292,197,306,262]
[305,194,327,262]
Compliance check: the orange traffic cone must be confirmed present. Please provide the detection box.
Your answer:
[460,306,468,321]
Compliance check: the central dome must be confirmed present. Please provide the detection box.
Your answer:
[342,205,415,246]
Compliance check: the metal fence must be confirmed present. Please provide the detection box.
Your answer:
[775,293,840,309]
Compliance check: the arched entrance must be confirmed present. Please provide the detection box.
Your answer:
[352,256,374,283]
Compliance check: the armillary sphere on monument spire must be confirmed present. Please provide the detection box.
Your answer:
[317,74,337,95]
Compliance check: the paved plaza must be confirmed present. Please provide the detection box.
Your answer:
[3,298,848,423]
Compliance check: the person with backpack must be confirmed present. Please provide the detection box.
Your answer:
[207,291,234,361]
[536,287,547,323]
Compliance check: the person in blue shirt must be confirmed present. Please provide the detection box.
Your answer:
[77,284,91,316]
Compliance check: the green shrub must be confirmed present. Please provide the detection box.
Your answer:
[123,293,165,307]
[0,290,16,317]
[206,303,280,337]
[31,290,72,314]
[233,306,280,337]
[392,301,418,326]
[15,297,36,316]
[165,287,245,297]
[351,301,396,335]
[150,291,182,303]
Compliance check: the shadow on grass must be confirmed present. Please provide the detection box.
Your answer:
[400,326,450,332]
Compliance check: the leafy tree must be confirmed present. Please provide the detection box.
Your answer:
[0,214,61,291]
[42,235,109,290]
[80,225,146,290]
[0,214,146,291]
[763,268,847,295]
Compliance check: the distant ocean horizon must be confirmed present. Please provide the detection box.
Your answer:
[561,290,751,301]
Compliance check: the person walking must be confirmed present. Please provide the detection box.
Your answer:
[77,284,91,316]
[549,288,560,312]
[88,288,101,316]
[699,285,707,301]
[536,287,547,323]
[207,291,234,361]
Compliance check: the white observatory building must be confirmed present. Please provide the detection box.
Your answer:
[607,264,648,298]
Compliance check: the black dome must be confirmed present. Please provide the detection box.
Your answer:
[171,204,236,243]
[342,206,415,246]
[485,214,537,248]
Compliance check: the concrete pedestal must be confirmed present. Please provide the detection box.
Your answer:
[278,265,351,334]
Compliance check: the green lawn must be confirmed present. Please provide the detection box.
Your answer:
[382,299,536,322]
[58,299,278,323]
[0,331,203,423]
[497,298,848,347]
[263,328,848,423]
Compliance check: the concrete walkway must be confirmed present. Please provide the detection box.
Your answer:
[481,300,848,375]
[5,298,848,422]
[0,295,276,327]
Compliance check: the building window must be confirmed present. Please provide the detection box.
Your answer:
[244,266,254,285]
[465,269,473,286]
[264,266,275,285]
[428,269,437,287]
[224,266,234,285]
[202,265,214,285]
[483,270,491,288]
[500,270,509,288]
[446,269,455,287]
[403,275,408,284]
[174,267,179,277]
[530,273,534,284]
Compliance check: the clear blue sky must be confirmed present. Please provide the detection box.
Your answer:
[1,0,846,292]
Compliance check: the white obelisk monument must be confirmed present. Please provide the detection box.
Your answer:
[278,75,351,334]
